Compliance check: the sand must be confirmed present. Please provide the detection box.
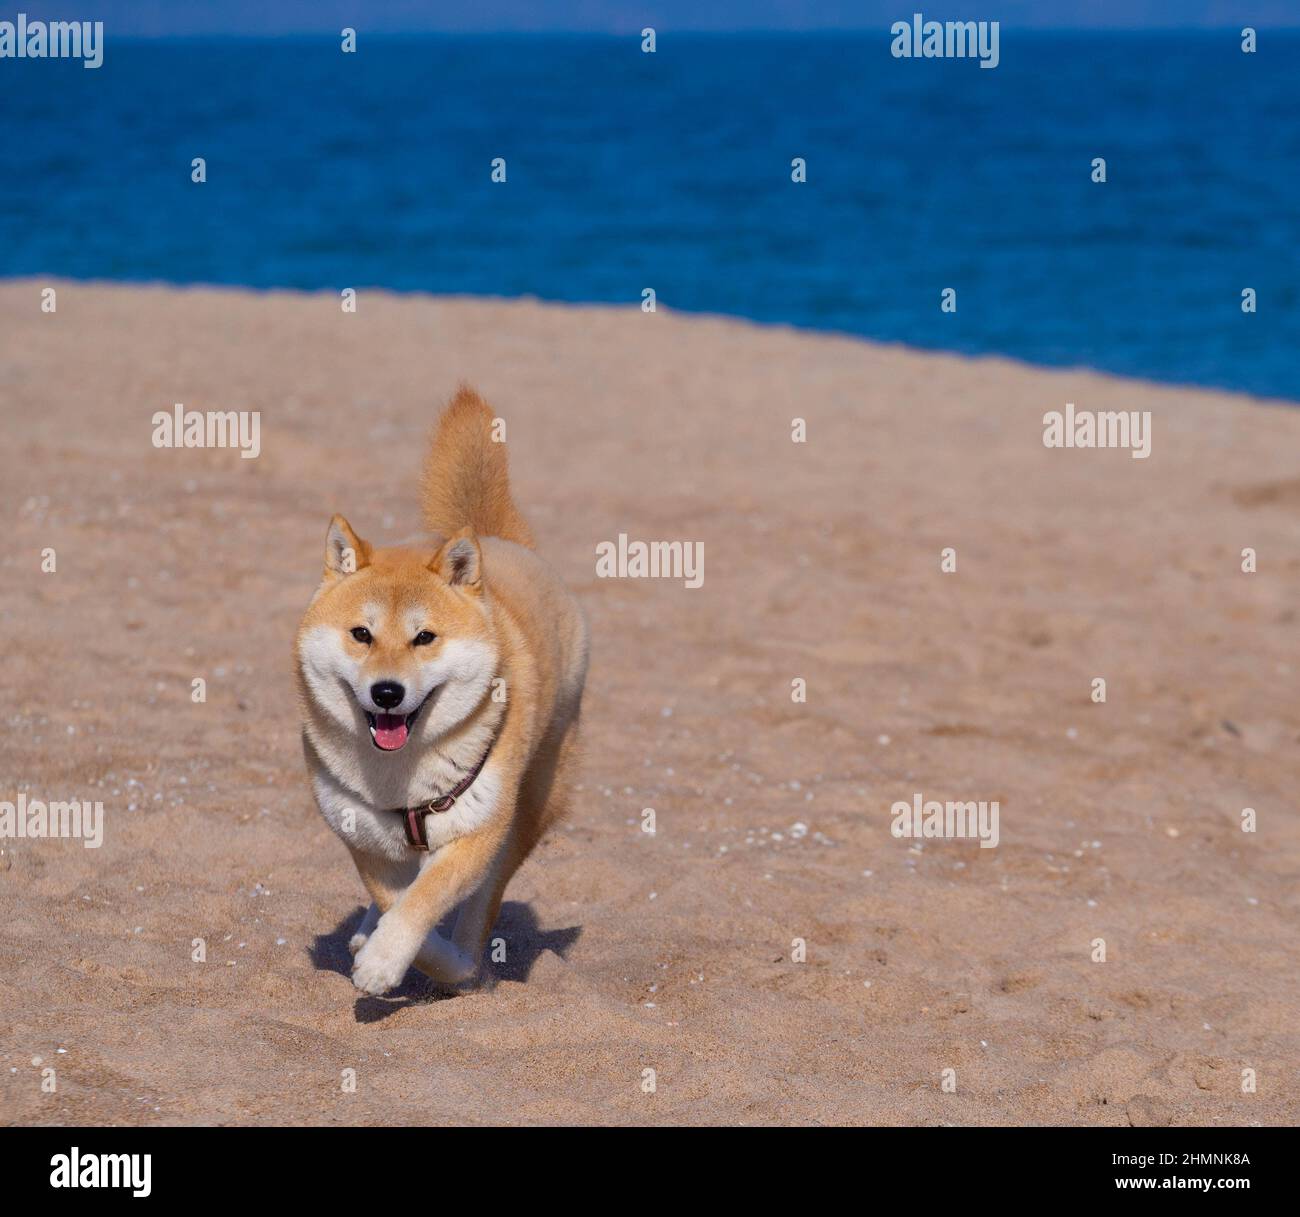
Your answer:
[0,279,1297,1126]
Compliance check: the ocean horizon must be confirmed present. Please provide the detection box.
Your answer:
[3,30,1297,400]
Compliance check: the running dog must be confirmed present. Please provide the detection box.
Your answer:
[294,387,588,994]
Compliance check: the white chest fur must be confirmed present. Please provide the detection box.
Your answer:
[309,758,503,862]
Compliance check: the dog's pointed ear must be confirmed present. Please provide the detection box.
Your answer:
[431,527,482,593]
[324,515,370,578]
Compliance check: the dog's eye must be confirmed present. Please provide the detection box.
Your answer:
[350,627,372,644]
[412,630,436,646]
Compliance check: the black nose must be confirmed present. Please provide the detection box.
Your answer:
[370,681,405,710]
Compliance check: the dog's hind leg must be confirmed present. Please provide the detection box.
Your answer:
[448,864,516,982]
[412,923,478,984]
[415,827,528,985]
[448,727,582,983]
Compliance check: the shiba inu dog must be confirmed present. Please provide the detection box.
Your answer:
[295,387,588,995]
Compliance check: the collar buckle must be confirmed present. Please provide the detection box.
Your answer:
[390,738,495,852]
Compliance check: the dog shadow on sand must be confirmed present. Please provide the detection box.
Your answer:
[308,902,582,1022]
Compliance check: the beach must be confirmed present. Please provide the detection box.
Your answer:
[1,279,1297,1125]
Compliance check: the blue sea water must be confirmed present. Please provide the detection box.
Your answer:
[2,32,1297,399]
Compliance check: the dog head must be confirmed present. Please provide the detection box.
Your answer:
[295,515,498,754]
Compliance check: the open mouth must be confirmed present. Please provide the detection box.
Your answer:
[363,693,432,752]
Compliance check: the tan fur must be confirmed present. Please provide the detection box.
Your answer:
[421,384,535,549]
[294,387,588,995]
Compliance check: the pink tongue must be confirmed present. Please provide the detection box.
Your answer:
[373,713,409,751]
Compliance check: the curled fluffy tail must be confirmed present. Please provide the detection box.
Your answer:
[420,385,535,548]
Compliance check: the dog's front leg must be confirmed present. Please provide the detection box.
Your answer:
[349,903,380,955]
[351,820,509,995]
[345,847,418,959]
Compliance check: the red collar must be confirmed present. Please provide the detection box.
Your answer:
[389,742,493,852]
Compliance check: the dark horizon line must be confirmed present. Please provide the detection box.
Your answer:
[39,27,1300,39]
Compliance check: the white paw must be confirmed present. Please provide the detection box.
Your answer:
[414,930,478,985]
[351,924,416,995]
[348,931,369,956]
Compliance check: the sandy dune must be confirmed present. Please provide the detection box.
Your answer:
[1,280,1297,1125]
